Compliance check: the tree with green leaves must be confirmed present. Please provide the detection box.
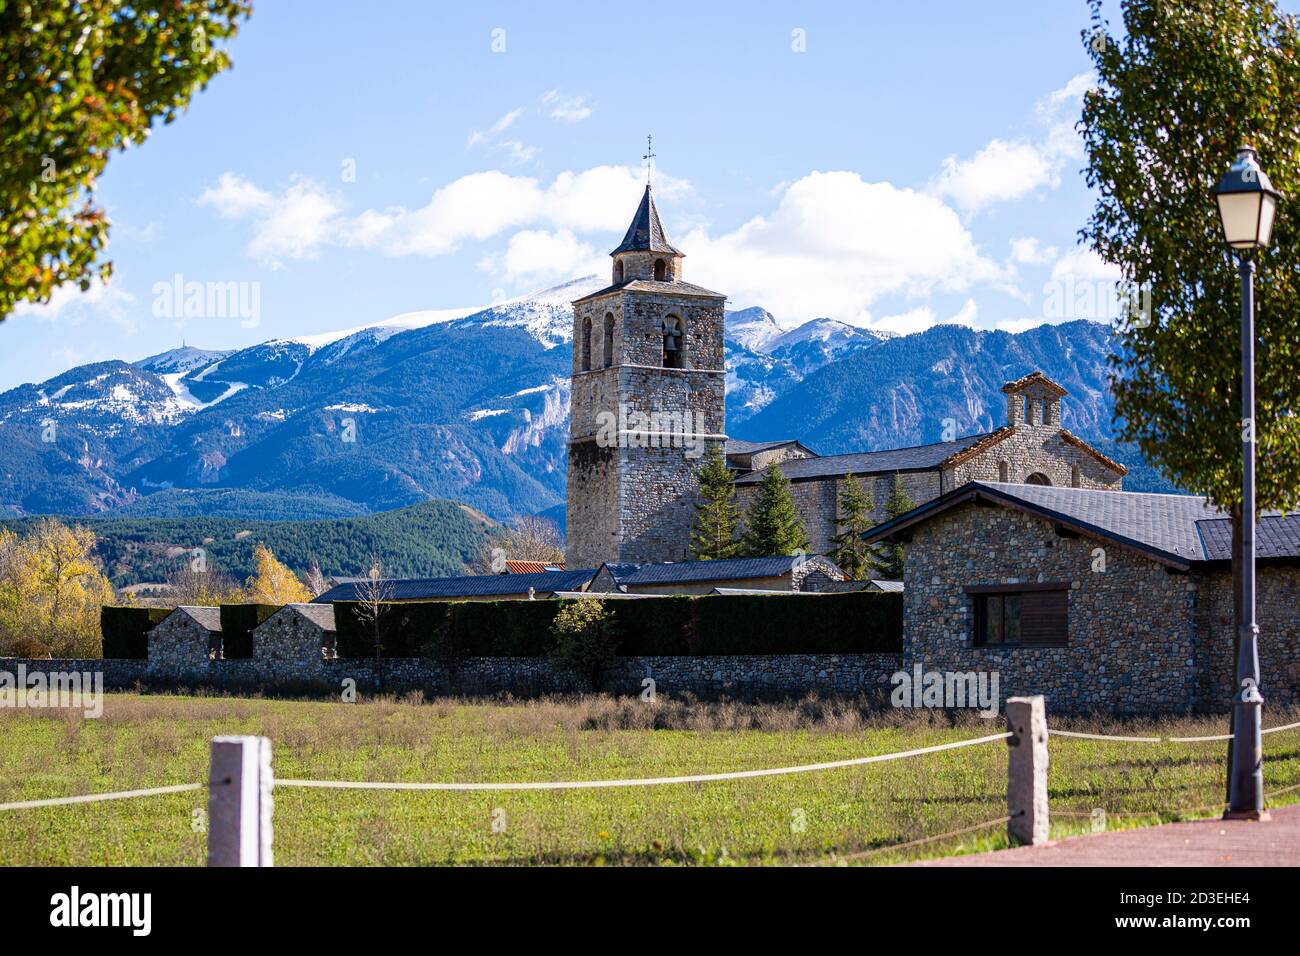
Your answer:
[742,465,809,557]
[1083,0,1300,519]
[830,473,875,580]
[690,445,743,560]
[1081,0,1300,795]
[868,474,915,579]
[1,1,251,320]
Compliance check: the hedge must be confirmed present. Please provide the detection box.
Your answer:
[100,605,173,659]
[327,591,901,659]
[219,604,281,659]
[689,591,902,654]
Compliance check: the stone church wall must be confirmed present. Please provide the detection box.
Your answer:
[945,428,1122,490]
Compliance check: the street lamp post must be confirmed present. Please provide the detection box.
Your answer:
[1212,145,1282,821]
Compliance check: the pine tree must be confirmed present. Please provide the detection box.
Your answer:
[830,474,875,580]
[742,465,809,557]
[690,446,742,560]
[868,473,916,579]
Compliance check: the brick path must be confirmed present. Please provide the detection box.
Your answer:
[915,802,1300,866]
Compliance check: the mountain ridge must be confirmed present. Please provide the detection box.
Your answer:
[0,278,1165,520]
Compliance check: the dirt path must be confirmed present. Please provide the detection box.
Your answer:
[915,803,1300,866]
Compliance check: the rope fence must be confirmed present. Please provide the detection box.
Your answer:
[1,704,1298,865]
[1049,718,1300,744]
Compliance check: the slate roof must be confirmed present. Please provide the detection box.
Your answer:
[611,184,682,255]
[863,481,1300,569]
[866,580,905,593]
[724,438,805,456]
[731,433,1000,485]
[175,606,221,632]
[603,555,820,585]
[572,278,726,304]
[282,603,336,630]
[313,569,597,603]
[1195,515,1300,561]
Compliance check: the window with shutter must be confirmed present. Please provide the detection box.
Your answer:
[969,585,1068,647]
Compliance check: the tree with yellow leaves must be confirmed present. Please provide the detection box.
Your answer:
[0,519,115,658]
[244,543,312,605]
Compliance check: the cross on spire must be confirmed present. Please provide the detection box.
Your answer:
[643,134,656,184]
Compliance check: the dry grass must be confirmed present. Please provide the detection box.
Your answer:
[1,692,1297,866]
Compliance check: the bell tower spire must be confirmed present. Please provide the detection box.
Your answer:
[566,169,729,568]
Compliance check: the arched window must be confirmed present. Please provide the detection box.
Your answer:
[603,313,615,367]
[1071,464,1081,488]
[1025,472,1051,486]
[654,258,667,281]
[580,317,592,371]
[662,315,684,368]
[998,460,1009,482]
[614,260,624,284]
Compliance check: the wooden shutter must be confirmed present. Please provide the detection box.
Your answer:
[1018,588,1068,646]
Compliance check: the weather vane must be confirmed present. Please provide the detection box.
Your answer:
[643,134,656,184]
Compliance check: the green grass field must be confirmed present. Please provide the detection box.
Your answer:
[2,693,1297,866]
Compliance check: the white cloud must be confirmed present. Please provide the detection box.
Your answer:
[491,107,524,134]
[1009,237,1057,265]
[11,276,137,330]
[199,173,342,264]
[541,90,592,123]
[347,165,687,258]
[497,140,540,165]
[481,229,602,285]
[683,171,1000,328]
[931,72,1093,213]
[933,139,1056,213]
[198,172,274,219]
[1050,247,1118,282]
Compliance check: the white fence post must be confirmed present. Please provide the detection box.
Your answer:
[1006,695,1049,846]
[208,735,274,867]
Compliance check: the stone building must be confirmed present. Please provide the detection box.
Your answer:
[730,371,1127,556]
[566,184,727,568]
[147,606,222,671]
[253,603,337,663]
[559,190,1126,568]
[864,481,1300,713]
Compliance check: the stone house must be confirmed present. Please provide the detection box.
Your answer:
[731,372,1127,556]
[253,603,337,664]
[863,480,1300,713]
[147,606,222,671]
[586,554,845,596]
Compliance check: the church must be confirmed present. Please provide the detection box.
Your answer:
[565,184,1128,568]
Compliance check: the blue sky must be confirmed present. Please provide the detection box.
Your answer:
[3,0,1249,389]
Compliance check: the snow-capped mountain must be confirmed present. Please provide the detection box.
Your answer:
[0,276,1144,519]
[725,306,787,352]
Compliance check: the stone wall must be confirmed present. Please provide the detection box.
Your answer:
[0,653,903,701]
[1192,566,1300,708]
[146,614,216,672]
[567,285,727,568]
[945,426,1123,490]
[903,502,1201,714]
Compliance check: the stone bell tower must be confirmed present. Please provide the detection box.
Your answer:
[565,182,727,568]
